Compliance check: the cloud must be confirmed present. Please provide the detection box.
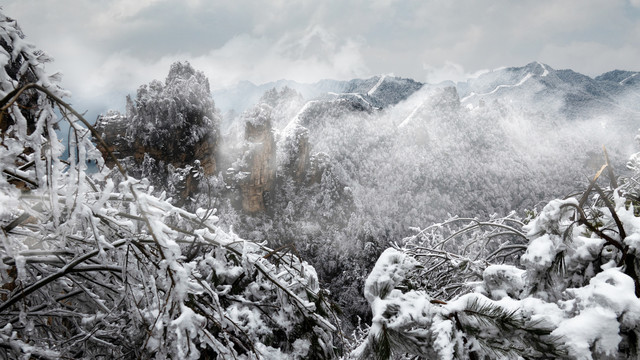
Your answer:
[3,0,640,117]
[99,25,367,89]
[539,42,640,74]
[100,0,167,21]
[423,62,488,84]
[47,24,367,119]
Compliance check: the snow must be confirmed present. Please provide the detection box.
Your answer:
[227,304,269,335]
[551,268,640,358]
[520,297,565,326]
[171,305,206,359]
[461,73,533,102]
[367,74,387,96]
[619,72,638,85]
[626,233,640,256]
[537,61,549,77]
[363,248,418,303]
[567,268,640,326]
[524,198,578,237]
[482,264,525,299]
[328,91,372,107]
[431,319,455,360]
[573,234,605,262]
[521,234,558,270]
[291,338,311,359]
[554,307,621,359]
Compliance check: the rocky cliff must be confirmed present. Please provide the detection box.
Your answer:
[236,104,276,213]
[94,62,219,204]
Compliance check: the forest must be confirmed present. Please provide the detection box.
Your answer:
[2,10,640,360]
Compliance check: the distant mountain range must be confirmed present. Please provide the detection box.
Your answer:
[212,75,423,114]
[214,62,640,123]
[457,62,640,120]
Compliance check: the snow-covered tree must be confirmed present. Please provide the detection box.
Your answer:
[127,61,218,150]
[94,61,221,208]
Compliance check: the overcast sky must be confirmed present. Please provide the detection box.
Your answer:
[4,0,640,117]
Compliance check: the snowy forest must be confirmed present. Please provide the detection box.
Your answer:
[3,9,640,360]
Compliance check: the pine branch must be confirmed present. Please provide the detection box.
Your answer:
[455,297,565,359]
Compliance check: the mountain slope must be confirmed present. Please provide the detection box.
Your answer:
[457,62,640,121]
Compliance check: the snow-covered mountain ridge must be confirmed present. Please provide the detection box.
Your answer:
[456,62,640,120]
[215,61,640,122]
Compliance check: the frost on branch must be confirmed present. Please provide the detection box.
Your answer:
[0,12,339,359]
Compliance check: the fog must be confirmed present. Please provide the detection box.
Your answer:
[218,68,640,247]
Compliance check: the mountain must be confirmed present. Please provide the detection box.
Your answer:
[213,75,423,113]
[212,79,350,115]
[95,62,220,206]
[456,61,640,121]
[216,62,640,128]
[100,61,639,243]
[594,69,640,110]
[210,61,640,259]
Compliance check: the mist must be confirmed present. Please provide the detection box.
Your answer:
[218,66,640,246]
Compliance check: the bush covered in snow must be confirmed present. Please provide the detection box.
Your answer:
[354,158,640,359]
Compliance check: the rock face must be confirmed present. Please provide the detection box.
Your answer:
[94,62,219,203]
[94,110,129,165]
[238,104,276,213]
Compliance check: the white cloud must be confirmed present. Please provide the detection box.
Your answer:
[3,0,640,116]
[539,42,640,75]
[50,25,368,115]
[193,26,368,87]
[423,62,489,84]
[102,0,166,21]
